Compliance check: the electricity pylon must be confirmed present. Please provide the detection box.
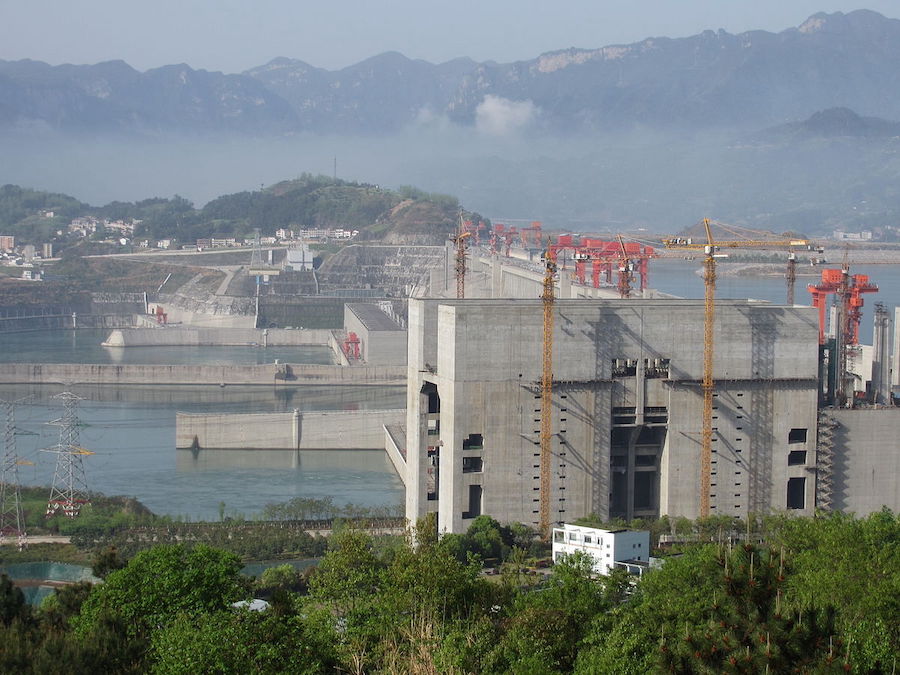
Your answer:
[0,398,31,549]
[43,392,93,518]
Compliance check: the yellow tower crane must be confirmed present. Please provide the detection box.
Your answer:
[539,240,558,539]
[451,211,472,299]
[664,219,810,517]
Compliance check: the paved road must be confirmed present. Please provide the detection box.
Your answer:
[0,534,71,546]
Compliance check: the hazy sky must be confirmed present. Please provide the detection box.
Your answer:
[2,1,898,73]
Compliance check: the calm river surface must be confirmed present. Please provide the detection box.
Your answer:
[0,329,404,520]
[2,262,898,520]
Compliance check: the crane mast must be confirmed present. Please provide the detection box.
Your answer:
[451,211,472,299]
[540,242,557,539]
[786,253,797,305]
[701,222,716,517]
[664,219,811,518]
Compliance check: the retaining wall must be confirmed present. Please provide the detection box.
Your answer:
[176,409,406,450]
[0,314,137,333]
[102,327,333,347]
[0,363,406,386]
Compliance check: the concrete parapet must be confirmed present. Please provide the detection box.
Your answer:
[176,409,406,451]
[384,424,407,484]
[0,363,406,386]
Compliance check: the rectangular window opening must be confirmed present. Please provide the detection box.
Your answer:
[789,428,808,444]
[788,450,807,466]
[462,456,483,473]
[786,477,806,510]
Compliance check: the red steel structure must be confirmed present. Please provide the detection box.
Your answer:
[547,235,656,296]
[520,221,543,249]
[807,267,878,345]
[342,332,361,360]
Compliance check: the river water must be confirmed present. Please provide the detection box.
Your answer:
[0,331,405,521]
[2,262,898,520]
[648,259,900,345]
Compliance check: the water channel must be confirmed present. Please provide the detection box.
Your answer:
[0,331,405,521]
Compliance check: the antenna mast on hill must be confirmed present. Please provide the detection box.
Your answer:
[0,398,31,549]
[44,392,92,518]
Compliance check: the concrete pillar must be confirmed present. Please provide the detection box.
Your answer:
[893,307,900,387]
[491,256,502,298]
[559,268,571,299]
[292,408,301,450]
[871,304,891,404]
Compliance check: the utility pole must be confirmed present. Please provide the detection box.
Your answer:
[44,392,92,518]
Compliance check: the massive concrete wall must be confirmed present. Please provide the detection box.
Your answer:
[826,408,900,515]
[0,314,136,332]
[102,327,333,347]
[0,363,405,386]
[176,409,406,450]
[405,298,820,533]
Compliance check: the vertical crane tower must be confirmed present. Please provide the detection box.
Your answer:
[664,219,811,517]
[539,240,557,538]
[451,211,472,299]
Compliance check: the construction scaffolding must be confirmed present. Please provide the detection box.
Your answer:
[815,411,838,512]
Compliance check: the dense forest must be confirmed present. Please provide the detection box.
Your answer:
[0,509,897,673]
[0,177,470,246]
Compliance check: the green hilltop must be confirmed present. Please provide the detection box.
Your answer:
[0,175,476,246]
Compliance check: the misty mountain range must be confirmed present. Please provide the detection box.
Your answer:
[3,9,900,136]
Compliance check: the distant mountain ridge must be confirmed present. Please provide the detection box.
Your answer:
[762,107,900,140]
[3,9,900,135]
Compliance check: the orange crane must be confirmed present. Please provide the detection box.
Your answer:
[664,219,811,517]
[539,238,557,539]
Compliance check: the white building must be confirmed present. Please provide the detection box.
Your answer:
[551,524,650,576]
[286,243,315,271]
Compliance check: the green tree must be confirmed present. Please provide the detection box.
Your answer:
[74,544,244,640]
[151,608,336,674]
[490,551,622,674]
[772,509,900,671]
[0,574,30,627]
[657,543,848,673]
[91,545,127,579]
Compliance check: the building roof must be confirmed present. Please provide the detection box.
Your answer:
[347,303,404,332]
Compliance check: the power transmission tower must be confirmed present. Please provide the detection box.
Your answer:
[0,398,30,549]
[43,392,92,518]
[250,228,264,270]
